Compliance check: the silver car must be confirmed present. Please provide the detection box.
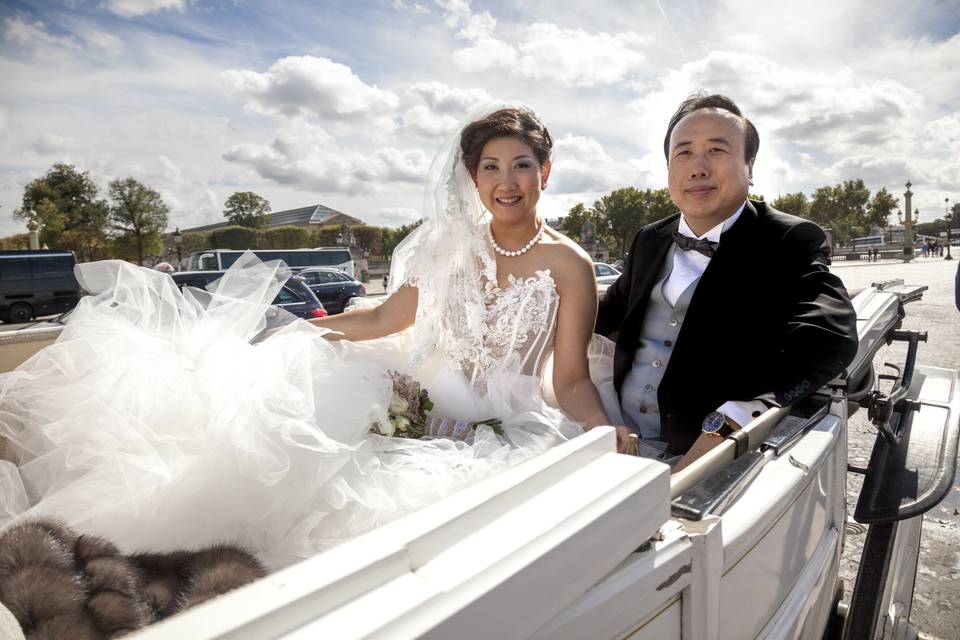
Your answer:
[594,262,621,286]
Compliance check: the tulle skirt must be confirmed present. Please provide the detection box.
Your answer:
[0,257,590,568]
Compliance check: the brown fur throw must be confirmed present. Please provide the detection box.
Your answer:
[0,520,265,639]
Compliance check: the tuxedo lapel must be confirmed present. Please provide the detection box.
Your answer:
[623,217,678,324]
[669,202,760,361]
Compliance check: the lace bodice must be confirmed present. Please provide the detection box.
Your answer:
[434,264,559,386]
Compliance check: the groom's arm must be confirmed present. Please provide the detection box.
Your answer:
[596,230,640,337]
[764,219,859,405]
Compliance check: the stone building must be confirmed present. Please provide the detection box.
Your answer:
[179,203,363,234]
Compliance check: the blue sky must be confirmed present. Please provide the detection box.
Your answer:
[1,0,958,236]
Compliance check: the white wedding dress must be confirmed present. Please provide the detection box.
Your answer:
[0,102,617,568]
[0,252,595,568]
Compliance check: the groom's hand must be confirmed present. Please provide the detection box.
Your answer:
[615,426,633,454]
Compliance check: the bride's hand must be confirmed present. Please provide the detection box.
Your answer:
[615,426,633,454]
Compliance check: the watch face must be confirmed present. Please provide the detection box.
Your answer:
[702,411,726,434]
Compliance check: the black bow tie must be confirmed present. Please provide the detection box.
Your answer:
[673,232,718,258]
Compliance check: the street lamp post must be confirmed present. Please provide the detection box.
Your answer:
[173,227,183,269]
[902,181,915,262]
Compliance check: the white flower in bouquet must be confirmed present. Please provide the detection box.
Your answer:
[380,419,396,437]
[396,416,411,432]
[388,394,410,415]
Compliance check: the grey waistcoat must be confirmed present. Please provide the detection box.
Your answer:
[620,248,700,443]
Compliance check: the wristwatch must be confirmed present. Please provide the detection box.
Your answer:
[701,411,741,437]
[701,411,748,456]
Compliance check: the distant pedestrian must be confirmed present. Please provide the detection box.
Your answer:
[940,245,945,257]
[382,272,389,290]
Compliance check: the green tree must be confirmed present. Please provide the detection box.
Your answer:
[209,225,258,249]
[223,191,271,228]
[561,203,589,243]
[866,188,897,233]
[180,231,211,255]
[257,225,311,249]
[772,192,809,217]
[914,220,946,237]
[382,221,422,256]
[14,163,109,261]
[0,234,29,250]
[352,225,385,257]
[591,187,644,259]
[809,180,871,246]
[591,187,672,259]
[107,178,170,265]
[312,224,341,248]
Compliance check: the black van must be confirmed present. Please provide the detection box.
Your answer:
[0,250,81,323]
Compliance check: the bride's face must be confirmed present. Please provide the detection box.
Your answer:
[473,136,550,225]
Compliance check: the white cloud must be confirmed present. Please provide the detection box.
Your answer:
[3,16,78,55]
[514,24,648,87]
[103,0,185,18]
[222,120,430,195]
[628,50,921,160]
[437,2,649,85]
[452,37,518,72]
[550,134,649,195]
[31,133,80,155]
[392,0,429,13]
[367,206,422,227]
[401,104,459,137]
[401,82,492,137]
[81,29,124,52]
[448,21,648,86]
[407,81,490,114]
[221,56,400,125]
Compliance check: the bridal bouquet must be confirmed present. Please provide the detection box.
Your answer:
[370,371,434,438]
[370,371,503,442]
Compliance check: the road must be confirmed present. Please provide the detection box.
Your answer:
[830,257,959,638]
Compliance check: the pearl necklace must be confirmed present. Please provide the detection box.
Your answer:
[488,222,545,257]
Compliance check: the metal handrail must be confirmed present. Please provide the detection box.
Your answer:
[669,406,790,498]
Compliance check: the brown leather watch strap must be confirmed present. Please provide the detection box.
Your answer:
[725,428,750,457]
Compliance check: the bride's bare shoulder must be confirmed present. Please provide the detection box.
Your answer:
[539,227,594,283]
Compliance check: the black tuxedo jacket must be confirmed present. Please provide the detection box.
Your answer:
[596,200,858,455]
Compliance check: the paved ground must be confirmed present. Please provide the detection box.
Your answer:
[830,257,959,638]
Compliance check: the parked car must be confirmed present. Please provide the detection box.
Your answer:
[594,262,621,286]
[0,250,81,323]
[170,271,327,320]
[296,267,366,314]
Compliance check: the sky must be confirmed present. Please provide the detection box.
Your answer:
[1,0,958,237]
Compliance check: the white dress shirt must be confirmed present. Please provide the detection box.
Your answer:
[667,202,768,428]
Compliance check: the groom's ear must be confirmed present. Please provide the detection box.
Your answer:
[542,160,552,185]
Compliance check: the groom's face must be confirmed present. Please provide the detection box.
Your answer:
[667,108,754,234]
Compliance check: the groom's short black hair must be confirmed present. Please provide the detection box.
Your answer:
[663,93,759,165]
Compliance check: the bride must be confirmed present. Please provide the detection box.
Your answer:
[0,103,628,567]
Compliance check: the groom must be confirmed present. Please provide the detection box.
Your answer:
[596,93,858,465]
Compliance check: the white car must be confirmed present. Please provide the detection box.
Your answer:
[594,262,621,286]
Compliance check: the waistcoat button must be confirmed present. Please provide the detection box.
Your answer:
[644,384,654,392]
[652,359,662,368]
[669,318,679,327]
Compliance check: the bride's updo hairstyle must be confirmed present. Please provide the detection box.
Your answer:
[460,107,553,178]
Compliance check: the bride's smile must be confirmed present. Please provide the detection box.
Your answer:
[473,135,550,233]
